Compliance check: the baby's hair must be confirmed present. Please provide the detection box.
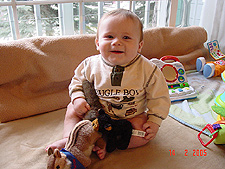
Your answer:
[96,9,143,42]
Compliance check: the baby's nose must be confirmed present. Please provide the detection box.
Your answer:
[112,38,122,46]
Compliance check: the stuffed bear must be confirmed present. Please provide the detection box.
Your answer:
[92,109,133,153]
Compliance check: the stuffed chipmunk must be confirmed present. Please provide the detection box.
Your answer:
[82,80,103,121]
[47,120,105,169]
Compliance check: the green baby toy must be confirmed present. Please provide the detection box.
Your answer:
[198,71,225,147]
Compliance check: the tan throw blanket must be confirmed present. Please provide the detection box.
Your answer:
[0,26,208,122]
[0,35,98,122]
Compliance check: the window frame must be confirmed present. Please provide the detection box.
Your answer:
[0,0,178,40]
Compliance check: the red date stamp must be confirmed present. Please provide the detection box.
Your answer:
[169,149,207,156]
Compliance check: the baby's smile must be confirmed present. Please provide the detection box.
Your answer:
[110,50,124,54]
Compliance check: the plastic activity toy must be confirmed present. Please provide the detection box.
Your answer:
[207,40,225,60]
[198,71,225,147]
[151,56,197,102]
[197,40,225,78]
[196,57,225,78]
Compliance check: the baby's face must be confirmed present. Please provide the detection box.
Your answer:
[95,15,143,66]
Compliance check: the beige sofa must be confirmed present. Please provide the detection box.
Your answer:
[1,26,224,169]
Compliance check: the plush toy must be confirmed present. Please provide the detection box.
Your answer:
[92,109,133,153]
[82,80,133,153]
[47,120,105,169]
[82,80,102,121]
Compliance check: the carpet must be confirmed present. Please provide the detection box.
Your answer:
[169,71,224,135]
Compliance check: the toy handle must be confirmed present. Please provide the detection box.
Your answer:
[198,124,218,147]
[161,56,180,62]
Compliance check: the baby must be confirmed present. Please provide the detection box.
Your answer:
[47,9,171,160]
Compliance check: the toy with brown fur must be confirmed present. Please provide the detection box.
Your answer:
[47,120,105,169]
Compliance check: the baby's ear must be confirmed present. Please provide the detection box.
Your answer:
[95,38,100,51]
[138,40,144,53]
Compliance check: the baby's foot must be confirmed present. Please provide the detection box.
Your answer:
[45,138,67,152]
[93,145,107,160]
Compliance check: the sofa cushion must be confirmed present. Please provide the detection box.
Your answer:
[0,35,98,122]
[142,26,208,70]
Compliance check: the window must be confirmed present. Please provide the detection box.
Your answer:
[0,0,205,42]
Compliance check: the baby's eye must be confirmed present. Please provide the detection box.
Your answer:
[105,35,113,39]
[123,36,131,39]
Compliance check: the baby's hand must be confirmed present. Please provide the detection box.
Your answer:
[143,121,159,141]
[72,98,90,118]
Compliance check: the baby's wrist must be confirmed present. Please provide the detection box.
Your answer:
[72,97,85,105]
[147,115,162,126]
